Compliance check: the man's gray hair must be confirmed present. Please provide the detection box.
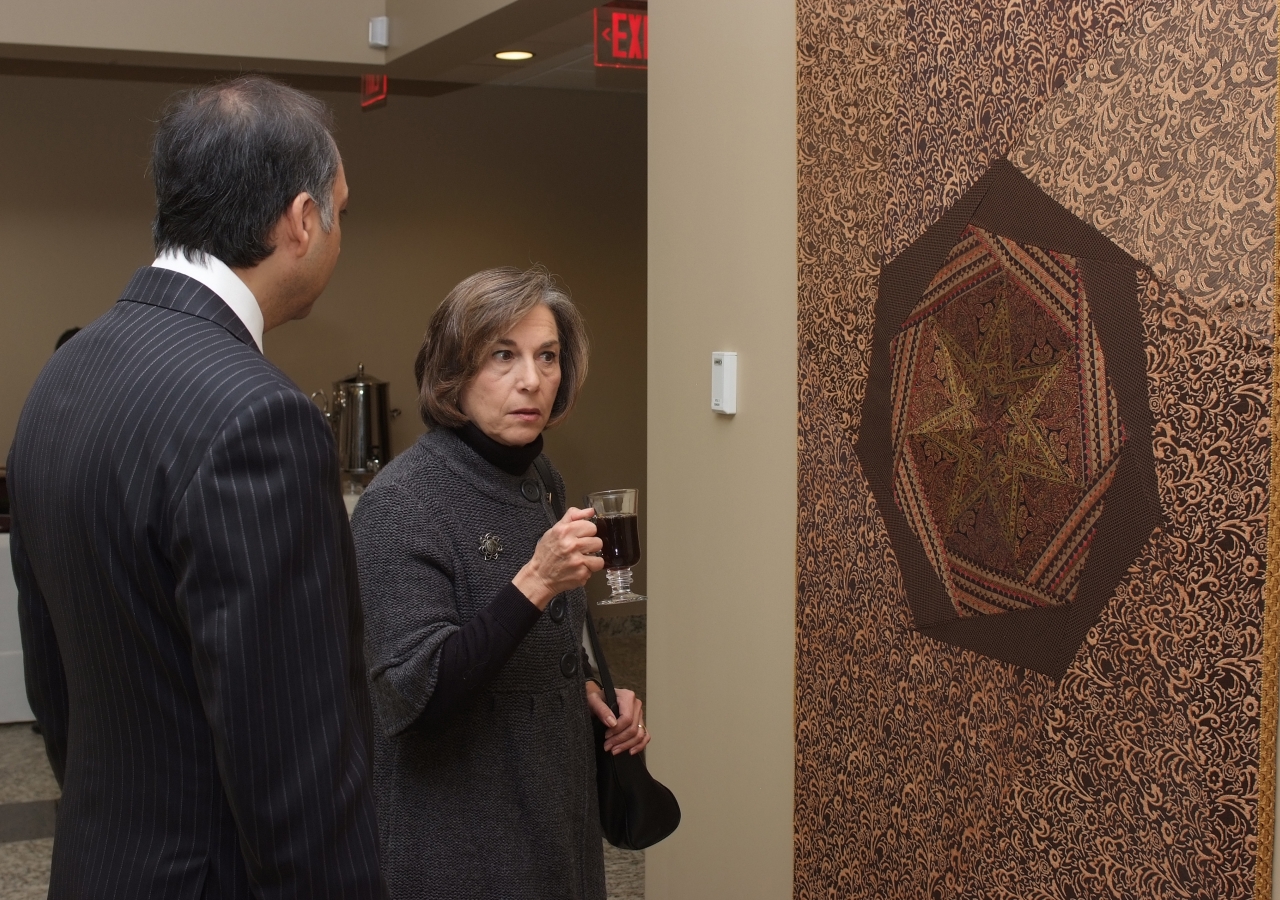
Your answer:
[151,75,340,269]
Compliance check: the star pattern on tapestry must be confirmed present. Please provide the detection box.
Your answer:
[891,225,1124,617]
[913,308,1072,532]
[855,160,1163,678]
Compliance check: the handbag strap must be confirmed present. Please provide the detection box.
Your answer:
[532,456,620,714]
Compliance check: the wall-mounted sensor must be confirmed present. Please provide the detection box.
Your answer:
[369,16,390,49]
[712,352,737,415]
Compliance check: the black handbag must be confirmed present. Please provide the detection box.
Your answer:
[534,458,681,850]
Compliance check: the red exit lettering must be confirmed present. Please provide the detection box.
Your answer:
[594,3,647,70]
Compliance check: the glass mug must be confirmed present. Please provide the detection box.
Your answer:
[587,488,646,604]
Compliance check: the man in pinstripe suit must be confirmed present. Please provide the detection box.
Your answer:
[7,77,385,898]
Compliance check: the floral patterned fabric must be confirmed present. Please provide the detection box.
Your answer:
[795,0,1277,897]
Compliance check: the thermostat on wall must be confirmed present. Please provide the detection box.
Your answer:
[711,352,737,415]
[369,16,390,48]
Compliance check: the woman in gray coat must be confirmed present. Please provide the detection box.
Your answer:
[351,266,649,899]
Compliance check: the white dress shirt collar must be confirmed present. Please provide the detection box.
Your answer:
[151,249,265,351]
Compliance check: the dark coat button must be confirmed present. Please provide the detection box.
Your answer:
[521,480,542,502]
[548,596,566,623]
[560,651,578,678]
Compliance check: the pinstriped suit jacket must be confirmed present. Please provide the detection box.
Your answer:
[7,267,385,899]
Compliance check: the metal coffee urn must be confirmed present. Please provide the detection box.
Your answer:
[312,364,401,485]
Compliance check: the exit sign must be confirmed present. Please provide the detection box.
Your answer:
[594,2,647,70]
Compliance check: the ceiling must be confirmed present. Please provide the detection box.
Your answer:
[430,10,644,93]
[0,0,645,95]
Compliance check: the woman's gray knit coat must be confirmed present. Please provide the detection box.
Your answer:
[351,428,606,900]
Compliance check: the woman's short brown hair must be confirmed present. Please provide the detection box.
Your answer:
[415,266,589,430]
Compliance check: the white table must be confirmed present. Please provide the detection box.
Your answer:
[0,535,35,722]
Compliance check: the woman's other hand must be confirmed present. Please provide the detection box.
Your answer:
[586,684,651,756]
[513,507,604,609]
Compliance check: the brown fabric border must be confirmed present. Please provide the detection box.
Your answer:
[857,159,1164,678]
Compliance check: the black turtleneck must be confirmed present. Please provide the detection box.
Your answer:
[453,421,543,476]
[412,423,595,730]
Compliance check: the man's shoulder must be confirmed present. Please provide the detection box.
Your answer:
[106,293,258,356]
[68,305,283,407]
[10,297,324,528]
[22,298,311,468]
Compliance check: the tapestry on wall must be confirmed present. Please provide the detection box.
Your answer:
[796,0,1277,898]
[856,160,1162,676]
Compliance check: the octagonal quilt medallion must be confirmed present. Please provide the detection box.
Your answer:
[891,225,1123,617]
[855,160,1163,677]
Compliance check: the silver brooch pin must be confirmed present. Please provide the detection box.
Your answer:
[479,533,503,561]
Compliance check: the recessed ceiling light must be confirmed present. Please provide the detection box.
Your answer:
[495,50,535,61]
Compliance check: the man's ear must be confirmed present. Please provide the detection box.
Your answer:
[276,192,315,259]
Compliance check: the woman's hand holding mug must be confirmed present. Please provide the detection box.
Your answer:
[513,507,604,609]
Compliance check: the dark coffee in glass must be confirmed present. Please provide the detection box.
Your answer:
[595,514,641,569]
[587,489,645,604]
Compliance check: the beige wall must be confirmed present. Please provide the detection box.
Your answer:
[645,0,796,895]
[386,0,510,57]
[0,74,647,599]
[0,0,384,66]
